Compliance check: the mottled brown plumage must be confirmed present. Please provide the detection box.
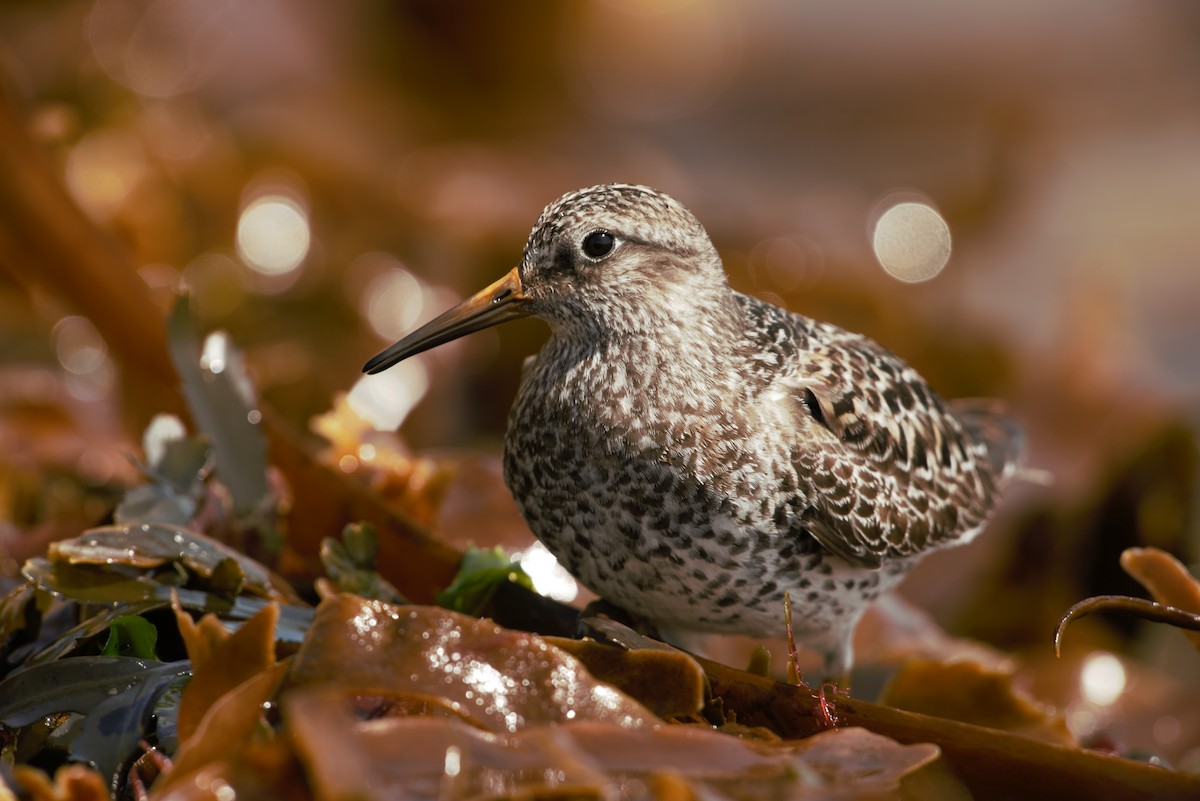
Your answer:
[365,183,1021,675]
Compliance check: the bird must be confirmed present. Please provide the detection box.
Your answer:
[363,183,1021,678]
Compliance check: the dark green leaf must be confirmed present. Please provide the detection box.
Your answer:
[320,524,406,604]
[67,660,191,788]
[342,521,379,566]
[436,546,534,616]
[0,657,178,727]
[115,483,196,527]
[166,296,272,526]
[0,584,42,670]
[24,596,312,668]
[206,557,246,600]
[23,558,165,606]
[153,435,212,492]
[116,434,211,527]
[25,602,162,666]
[150,673,189,754]
[44,523,284,600]
[101,615,159,660]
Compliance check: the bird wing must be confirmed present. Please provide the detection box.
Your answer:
[736,294,1020,569]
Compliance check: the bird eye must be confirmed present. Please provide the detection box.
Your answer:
[581,230,615,259]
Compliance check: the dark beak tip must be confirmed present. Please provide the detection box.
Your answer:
[362,356,388,375]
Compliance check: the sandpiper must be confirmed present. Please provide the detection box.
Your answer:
[364,184,1021,677]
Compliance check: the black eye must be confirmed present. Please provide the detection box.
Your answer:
[581,230,615,259]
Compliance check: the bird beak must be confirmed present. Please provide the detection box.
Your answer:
[362,266,530,374]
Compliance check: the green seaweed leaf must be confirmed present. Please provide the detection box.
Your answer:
[65,659,191,788]
[0,657,185,728]
[101,615,159,660]
[42,523,287,600]
[436,546,534,616]
[320,522,406,603]
[166,295,276,545]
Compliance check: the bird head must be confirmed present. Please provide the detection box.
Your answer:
[363,184,726,375]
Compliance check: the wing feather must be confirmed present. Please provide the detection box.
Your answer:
[735,293,1020,569]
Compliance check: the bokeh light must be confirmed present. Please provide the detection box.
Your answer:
[364,267,428,342]
[88,0,233,98]
[1153,715,1181,746]
[748,236,824,294]
[52,316,115,402]
[236,195,311,277]
[443,745,462,779]
[64,129,146,221]
[1080,651,1126,707]
[515,541,580,603]
[871,201,952,283]
[53,316,107,375]
[346,360,430,432]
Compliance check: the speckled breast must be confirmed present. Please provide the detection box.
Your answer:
[501,381,897,642]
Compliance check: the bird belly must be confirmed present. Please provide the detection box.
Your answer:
[503,421,909,646]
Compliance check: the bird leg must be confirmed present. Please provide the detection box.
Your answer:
[784,591,844,730]
[812,677,850,730]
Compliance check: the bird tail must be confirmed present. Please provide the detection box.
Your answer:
[950,399,1025,484]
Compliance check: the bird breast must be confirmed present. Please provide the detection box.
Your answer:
[504,333,799,517]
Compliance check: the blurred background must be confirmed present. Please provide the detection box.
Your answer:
[1,0,1199,763]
